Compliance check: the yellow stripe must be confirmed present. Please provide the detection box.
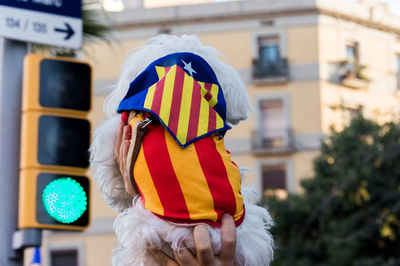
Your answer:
[155,66,166,79]
[133,147,165,216]
[213,136,244,221]
[164,130,218,222]
[209,84,219,107]
[144,84,156,109]
[158,66,177,126]
[198,81,207,97]
[197,97,209,136]
[216,115,224,129]
[198,82,219,107]
[176,73,194,144]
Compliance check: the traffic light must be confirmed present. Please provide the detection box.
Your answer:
[18,54,91,231]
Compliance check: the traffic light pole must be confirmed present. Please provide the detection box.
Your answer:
[0,38,27,266]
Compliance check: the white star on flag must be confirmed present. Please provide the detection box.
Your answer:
[181,60,197,76]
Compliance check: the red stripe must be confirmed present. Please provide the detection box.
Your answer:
[205,83,216,132]
[186,81,202,142]
[194,137,237,221]
[232,161,239,168]
[142,124,190,220]
[151,67,171,115]
[207,105,216,132]
[150,77,165,116]
[225,149,238,168]
[167,66,185,135]
[203,83,213,102]
[154,209,245,228]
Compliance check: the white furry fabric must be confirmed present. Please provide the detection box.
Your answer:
[112,193,273,266]
[91,117,133,210]
[90,35,274,265]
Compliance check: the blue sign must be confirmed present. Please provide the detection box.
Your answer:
[0,0,82,48]
[0,0,81,18]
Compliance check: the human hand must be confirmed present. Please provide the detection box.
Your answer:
[114,119,135,195]
[151,214,237,266]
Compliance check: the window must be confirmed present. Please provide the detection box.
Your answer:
[47,244,84,266]
[259,36,280,67]
[346,42,360,73]
[253,36,288,79]
[253,96,294,154]
[50,249,78,266]
[259,99,285,148]
[339,41,368,87]
[262,164,287,200]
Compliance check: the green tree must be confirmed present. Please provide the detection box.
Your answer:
[266,117,400,266]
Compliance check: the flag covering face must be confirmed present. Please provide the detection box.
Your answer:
[118,53,231,147]
[130,113,245,227]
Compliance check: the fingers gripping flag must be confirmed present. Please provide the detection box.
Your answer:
[117,53,231,147]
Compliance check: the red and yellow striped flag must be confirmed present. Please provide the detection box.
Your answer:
[130,113,245,227]
[143,65,225,147]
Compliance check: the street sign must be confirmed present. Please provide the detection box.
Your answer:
[0,0,82,48]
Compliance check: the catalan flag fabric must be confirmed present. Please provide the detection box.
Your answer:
[129,113,245,227]
[117,53,231,147]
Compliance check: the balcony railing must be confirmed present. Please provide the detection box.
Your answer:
[331,60,370,89]
[252,128,296,155]
[252,58,289,83]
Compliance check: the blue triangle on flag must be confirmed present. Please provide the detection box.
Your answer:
[31,247,41,264]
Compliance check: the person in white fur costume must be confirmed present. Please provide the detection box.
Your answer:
[90,34,274,266]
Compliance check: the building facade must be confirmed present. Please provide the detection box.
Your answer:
[32,0,400,265]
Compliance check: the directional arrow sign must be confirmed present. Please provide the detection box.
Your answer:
[55,22,75,40]
[0,0,82,48]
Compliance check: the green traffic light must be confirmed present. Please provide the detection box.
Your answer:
[42,177,87,224]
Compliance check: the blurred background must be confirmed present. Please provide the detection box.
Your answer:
[27,0,400,265]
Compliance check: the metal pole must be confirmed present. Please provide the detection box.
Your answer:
[0,37,27,266]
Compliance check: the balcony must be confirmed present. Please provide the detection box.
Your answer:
[334,60,370,89]
[252,58,289,84]
[252,129,296,155]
